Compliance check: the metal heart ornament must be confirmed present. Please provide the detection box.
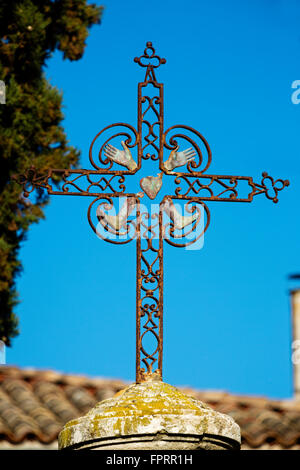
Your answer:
[140,173,163,200]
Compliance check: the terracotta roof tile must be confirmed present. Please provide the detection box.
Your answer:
[64,385,97,413]
[33,381,79,423]
[0,365,300,449]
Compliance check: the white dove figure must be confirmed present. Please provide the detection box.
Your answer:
[164,145,196,171]
[162,197,199,230]
[104,141,137,170]
[97,193,143,232]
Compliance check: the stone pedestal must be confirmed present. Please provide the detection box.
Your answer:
[58,380,241,450]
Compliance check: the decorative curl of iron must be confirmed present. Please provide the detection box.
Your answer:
[251,172,290,204]
[174,175,239,200]
[134,41,166,70]
[60,172,126,195]
[140,309,160,374]
[140,213,160,289]
[12,166,50,198]
[138,211,161,376]
[162,125,212,175]
[89,123,139,172]
[140,288,160,374]
[141,115,161,161]
[13,167,129,197]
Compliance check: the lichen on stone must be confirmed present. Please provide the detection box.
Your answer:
[58,381,241,450]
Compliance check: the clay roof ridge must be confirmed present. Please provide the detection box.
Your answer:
[0,365,129,388]
[243,430,300,449]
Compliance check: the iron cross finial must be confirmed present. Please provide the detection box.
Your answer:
[134,41,166,83]
[13,44,289,384]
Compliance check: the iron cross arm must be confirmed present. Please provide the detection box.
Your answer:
[14,166,289,203]
[13,42,289,383]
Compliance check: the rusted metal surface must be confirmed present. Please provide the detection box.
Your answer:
[13,42,289,384]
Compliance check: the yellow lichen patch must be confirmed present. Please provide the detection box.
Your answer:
[80,381,212,424]
[92,382,208,418]
[58,424,74,449]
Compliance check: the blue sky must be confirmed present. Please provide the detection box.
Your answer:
[7,0,300,399]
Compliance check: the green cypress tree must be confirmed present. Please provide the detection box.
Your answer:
[0,0,103,345]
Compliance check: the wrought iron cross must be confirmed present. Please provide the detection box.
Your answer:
[14,43,289,383]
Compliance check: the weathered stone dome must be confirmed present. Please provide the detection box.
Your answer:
[59,380,241,450]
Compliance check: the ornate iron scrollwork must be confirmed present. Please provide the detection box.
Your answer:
[13,42,289,385]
